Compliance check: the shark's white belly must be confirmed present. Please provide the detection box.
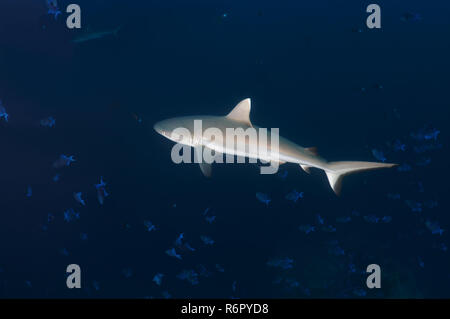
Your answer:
[200,135,327,169]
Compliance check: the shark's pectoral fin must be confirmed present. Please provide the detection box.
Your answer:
[194,146,213,177]
[199,162,212,177]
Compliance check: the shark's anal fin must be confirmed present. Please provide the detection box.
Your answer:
[199,162,212,177]
[226,98,252,126]
[300,164,312,174]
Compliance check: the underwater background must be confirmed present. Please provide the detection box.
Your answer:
[0,0,449,298]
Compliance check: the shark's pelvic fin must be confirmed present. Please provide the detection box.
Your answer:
[194,145,212,177]
[325,161,397,195]
[226,98,252,126]
[300,147,317,174]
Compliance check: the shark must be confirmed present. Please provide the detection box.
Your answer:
[154,98,396,194]
[72,26,121,44]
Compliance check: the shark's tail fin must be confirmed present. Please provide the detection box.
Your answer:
[325,161,397,195]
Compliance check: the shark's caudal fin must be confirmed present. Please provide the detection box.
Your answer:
[325,161,397,195]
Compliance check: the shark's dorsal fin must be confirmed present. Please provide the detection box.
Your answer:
[226,98,252,125]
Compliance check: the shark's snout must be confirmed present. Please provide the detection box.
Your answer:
[153,122,165,136]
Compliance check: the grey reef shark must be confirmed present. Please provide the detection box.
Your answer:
[154,98,396,195]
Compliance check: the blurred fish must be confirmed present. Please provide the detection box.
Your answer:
[174,233,196,252]
[131,112,143,124]
[73,192,86,206]
[397,163,412,172]
[322,225,336,232]
[122,268,133,279]
[417,181,425,193]
[411,126,439,141]
[205,215,216,224]
[266,257,294,270]
[363,215,380,223]
[177,269,199,285]
[416,157,431,166]
[73,26,122,44]
[174,233,184,247]
[161,291,171,299]
[424,200,438,209]
[215,264,225,273]
[393,107,401,120]
[92,281,100,291]
[278,170,288,180]
[40,116,56,128]
[256,192,271,206]
[153,273,164,286]
[0,100,9,122]
[373,83,383,90]
[144,220,156,232]
[336,216,352,223]
[371,149,386,162]
[316,214,324,225]
[165,247,182,260]
[285,190,304,203]
[425,220,444,236]
[47,213,55,223]
[381,216,392,223]
[59,248,69,256]
[348,263,356,273]
[405,199,422,213]
[353,288,367,297]
[197,264,212,278]
[53,155,76,168]
[63,208,79,222]
[95,177,109,205]
[413,143,442,153]
[401,12,422,22]
[200,235,214,246]
[299,224,316,234]
[203,207,216,224]
[46,0,61,20]
[387,193,401,200]
[328,242,345,256]
[26,186,32,198]
[351,210,360,217]
[392,139,406,152]
[284,278,300,289]
[418,257,425,268]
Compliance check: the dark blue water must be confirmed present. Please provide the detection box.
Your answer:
[0,0,449,298]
